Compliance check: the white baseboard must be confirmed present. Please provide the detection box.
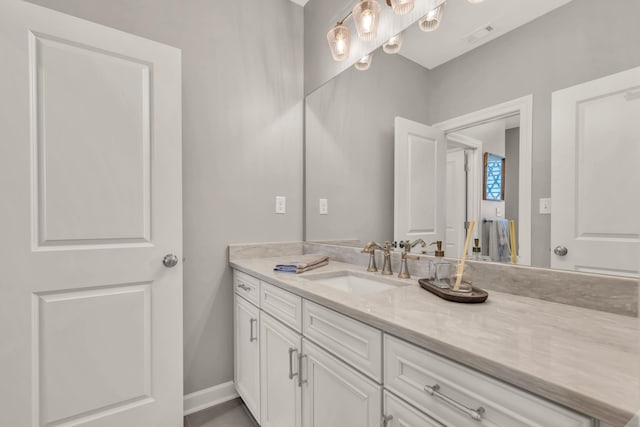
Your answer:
[183,381,239,416]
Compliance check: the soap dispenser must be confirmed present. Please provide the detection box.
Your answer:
[428,241,452,289]
[472,238,481,261]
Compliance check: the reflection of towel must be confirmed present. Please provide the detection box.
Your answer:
[274,254,329,274]
[488,219,511,263]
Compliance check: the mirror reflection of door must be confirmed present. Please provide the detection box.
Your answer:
[551,66,640,277]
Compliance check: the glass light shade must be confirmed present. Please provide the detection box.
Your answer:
[390,0,415,15]
[354,54,373,71]
[352,0,381,41]
[383,31,405,54]
[467,0,485,3]
[419,3,445,32]
[327,25,351,61]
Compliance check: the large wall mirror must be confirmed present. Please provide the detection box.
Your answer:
[305,0,640,276]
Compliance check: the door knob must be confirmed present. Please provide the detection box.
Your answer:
[163,254,179,268]
[553,246,568,256]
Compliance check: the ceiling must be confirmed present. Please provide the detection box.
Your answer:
[399,0,574,70]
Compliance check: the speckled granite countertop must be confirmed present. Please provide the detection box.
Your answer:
[230,256,640,426]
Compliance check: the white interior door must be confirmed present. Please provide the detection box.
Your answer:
[394,117,447,247]
[551,66,640,276]
[445,150,467,258]
[0,2,183,426]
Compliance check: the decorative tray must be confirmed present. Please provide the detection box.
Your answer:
[418,278,489,304]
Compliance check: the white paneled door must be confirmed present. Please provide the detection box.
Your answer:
[394,117,446,246]
[0,2,183,426]
[551,66,640,276]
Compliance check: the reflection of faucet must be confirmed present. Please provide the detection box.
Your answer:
[398,251,420,279]
[361,241,393,275]
[399,239,427,253]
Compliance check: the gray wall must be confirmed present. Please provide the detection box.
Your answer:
[306,51,430,244]
[26,0,304,394]
[427,0,640,266]
[505,128,520,248]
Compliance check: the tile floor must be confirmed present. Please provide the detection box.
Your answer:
[184,399,257,427]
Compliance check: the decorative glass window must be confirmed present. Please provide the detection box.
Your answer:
[484,152,505,201]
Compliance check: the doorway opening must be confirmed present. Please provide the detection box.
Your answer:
[434,95,533,265]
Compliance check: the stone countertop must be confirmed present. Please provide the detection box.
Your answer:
[230,256,640,426]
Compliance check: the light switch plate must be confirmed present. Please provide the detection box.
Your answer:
[275,196,286,214]
[319,198,328,215]
[496,207,503,217]
[539,198,551,214]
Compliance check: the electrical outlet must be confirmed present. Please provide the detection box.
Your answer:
[539,198,551,214]
[275,196,286,214]
[319,198,328,215]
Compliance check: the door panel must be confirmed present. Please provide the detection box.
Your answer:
[261,312,302,427]
[302,339,381,427]
[551,66,640,276]
[33,33,152,246]
[235,295,261,422]
[395,117,446,245]
[0,2,182,426]
[446,150,466,257]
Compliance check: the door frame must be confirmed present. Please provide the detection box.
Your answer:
[432,95,533,266]
[445,134,483,253]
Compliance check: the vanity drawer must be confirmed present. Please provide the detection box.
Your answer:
[260,281,302,332]
[384,335,592,427]
[383,391,443,427]
[233,270,260,306]
[303,300,382,382]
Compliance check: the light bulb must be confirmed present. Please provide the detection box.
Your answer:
[419,2,445,32]
[390,0,415,15]
[383,31,405,54]
[352,0,381,41]
[354,53,373,71]
[327,25,351,61]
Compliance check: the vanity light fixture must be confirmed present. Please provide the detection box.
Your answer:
[418,2,445,32]
[467,0,485,3]
[327,23,352,61]
[354,53,374,71]
[352,0,382,41]
[383,31,405,54]
[388,0,415,15]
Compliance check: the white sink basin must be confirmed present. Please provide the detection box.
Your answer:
[303,270,409,294]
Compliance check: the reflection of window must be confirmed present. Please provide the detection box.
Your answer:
[484,152,505,201]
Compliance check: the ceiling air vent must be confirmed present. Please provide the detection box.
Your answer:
[465,25,495,44]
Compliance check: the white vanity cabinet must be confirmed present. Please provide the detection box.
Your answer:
[232,269,597,427]
[260,311,302,427]
[233,293,261,422]
[301,338,382,427]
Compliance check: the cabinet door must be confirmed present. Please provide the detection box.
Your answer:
[261,312,302,427]
[383,392,443,427]
[302,339,381,427]
[234,294,260,422]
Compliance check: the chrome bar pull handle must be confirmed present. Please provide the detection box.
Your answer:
[381,414,393,427]
[288,348,299,380]
[297,354,308,387]
[249,318,257,342]
[424,384,485,421]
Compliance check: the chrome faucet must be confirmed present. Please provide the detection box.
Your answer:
[361,241,393,275]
